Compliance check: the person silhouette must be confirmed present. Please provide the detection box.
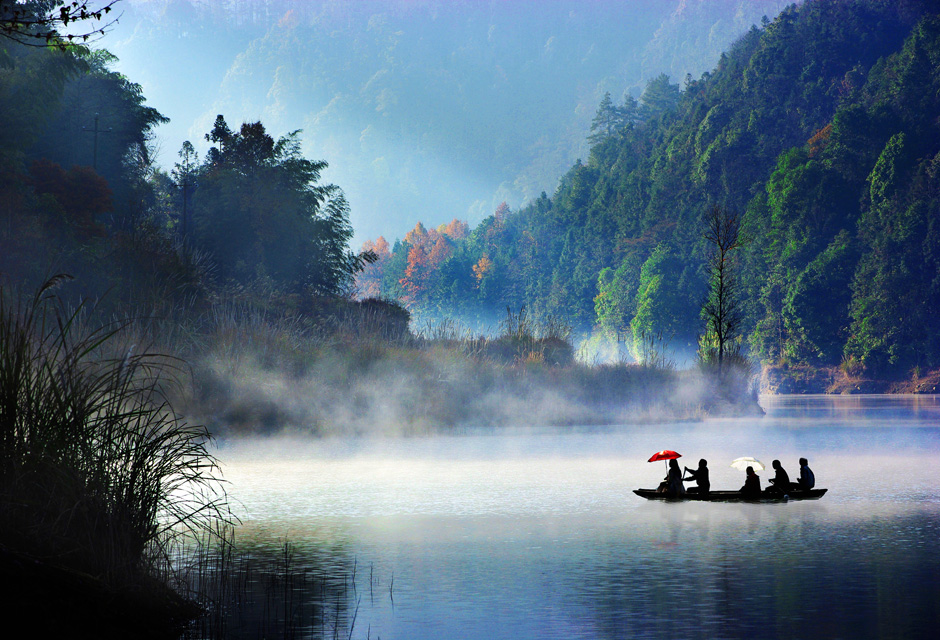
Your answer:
[665,458,686,497]
[767,459,790,495]
[794,457,815,490]
[683,459,710,495]
[741,466,761,497]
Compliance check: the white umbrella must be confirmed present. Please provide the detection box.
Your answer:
[730,456,765,471]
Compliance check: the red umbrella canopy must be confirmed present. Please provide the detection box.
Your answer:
[648,450,682,463]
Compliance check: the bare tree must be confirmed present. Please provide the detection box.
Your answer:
[701,204,744,371]
[0,1,120,48]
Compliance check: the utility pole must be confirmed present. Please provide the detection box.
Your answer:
[179,174,196,242]
[82,113,113,171]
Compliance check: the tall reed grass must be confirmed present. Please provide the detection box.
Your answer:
[0,276,229,589]
[417,307,574,366]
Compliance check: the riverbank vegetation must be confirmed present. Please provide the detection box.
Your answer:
[0,276,751,638]
[0,277,228,637]
[171,303,760,439]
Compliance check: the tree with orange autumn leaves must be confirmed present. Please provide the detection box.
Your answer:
[399,224,447,306]
[440,218,470,240]
[472,255,493,285]
[356,217,476,308]
[396,242,427,305]
[428,234,453,265]
[355,236,390,298]
[403,221,427,245]
[355,204,512,313]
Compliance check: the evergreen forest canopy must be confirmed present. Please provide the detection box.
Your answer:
[359,0,940,378]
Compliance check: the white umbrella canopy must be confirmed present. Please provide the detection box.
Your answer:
[730,456,765,471]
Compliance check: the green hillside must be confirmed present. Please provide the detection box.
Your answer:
[363,0,940,381]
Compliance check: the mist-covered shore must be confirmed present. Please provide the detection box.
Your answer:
[161,299,764,439]
[0,279,758,637]
[187,349,764,438]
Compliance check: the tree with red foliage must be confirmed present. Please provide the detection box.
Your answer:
[427,235,453,267]
[399,243,429,306]
[355,236,391,298]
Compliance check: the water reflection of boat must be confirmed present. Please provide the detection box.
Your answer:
[633,488,828,502]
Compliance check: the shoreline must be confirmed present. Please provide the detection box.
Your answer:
[759,365,940,395]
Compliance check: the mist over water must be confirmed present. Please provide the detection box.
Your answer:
[205,395,940,639]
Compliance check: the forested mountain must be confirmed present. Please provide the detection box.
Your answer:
[106,0,789,243]
[361,0,940,377]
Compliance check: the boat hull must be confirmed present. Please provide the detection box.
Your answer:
[633,488,827,502]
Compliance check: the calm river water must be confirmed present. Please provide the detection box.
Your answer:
[212,395,940,640]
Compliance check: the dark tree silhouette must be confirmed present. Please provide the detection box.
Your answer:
[192,116,374,295]
[701,204,743,371]
[0,1,120,48]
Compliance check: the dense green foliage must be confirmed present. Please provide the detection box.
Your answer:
[364,0,940,376]
[186,117,368,296]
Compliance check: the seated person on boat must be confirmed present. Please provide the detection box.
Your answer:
[792,457,815,490]
[766,459,790,495]
[741,466,761,497]
[657,459,686,497]
[683,459,710,495]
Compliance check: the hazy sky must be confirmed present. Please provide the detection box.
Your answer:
[104,0,790,244]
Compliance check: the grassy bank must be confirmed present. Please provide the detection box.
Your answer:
[0,278,229,637]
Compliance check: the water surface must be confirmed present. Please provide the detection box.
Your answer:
[214,395,940,639]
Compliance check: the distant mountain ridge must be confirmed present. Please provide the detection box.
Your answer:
[108,0,790,242]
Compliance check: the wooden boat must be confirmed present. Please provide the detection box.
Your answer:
[633,488,827,502]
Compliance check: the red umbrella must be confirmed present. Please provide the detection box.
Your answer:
[648,450,682,463]
[648,450,682,474]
